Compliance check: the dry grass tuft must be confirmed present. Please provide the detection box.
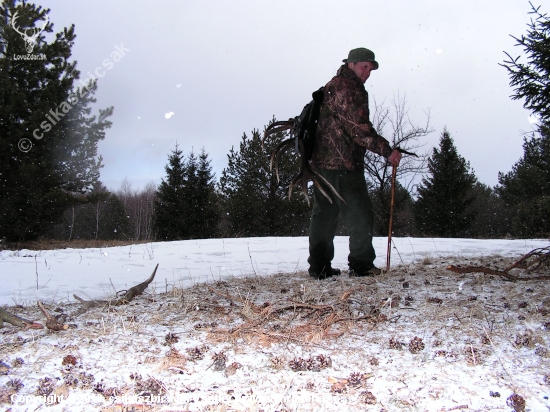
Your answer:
[190,271,391,345]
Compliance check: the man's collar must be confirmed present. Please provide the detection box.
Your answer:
[337,64,363,86]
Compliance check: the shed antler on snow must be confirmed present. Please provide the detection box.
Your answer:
[115,263,159,304]
[37,301,68,331]
[73,263,159,309]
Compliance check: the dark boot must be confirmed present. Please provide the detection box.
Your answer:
[349,266,382,277]
[308,266,341,280]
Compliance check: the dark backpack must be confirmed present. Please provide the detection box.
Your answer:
[294,86,325,161]
[263,87,324,161]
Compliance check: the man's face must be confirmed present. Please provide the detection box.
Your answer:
[348,61,375,84]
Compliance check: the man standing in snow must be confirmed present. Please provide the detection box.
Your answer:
[308,47,402,279]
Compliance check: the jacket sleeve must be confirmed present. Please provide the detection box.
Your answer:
[329,78,393,158]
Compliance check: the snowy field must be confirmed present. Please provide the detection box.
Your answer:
[0,236,549,411]
[0,237,547,306]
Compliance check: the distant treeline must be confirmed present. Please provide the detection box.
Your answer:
[45,125,550,242]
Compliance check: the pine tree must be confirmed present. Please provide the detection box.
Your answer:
[0,1,112,241]
[467,183,509,238]
[498,3,550,237]
[219,125,311,237]
[153,145,220,240]
[497,127,550,237]
[194,149,220,239]
[500,3,550,127]
[414,129,478,237]
[153,144,187,240]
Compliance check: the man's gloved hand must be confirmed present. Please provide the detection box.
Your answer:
[388,149,402,167]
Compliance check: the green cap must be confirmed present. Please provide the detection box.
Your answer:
[343,48,379,70]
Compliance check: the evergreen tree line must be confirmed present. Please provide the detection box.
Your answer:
[1,1,548,243]
[37,122,549,242]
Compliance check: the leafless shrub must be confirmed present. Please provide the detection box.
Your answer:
[0,387,17,404]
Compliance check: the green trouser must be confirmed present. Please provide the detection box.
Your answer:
[308,169,376,273]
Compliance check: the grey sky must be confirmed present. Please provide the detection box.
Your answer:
[35,0,537,191]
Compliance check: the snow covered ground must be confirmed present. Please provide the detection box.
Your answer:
[0,237,547,306]
[0,236,549,412]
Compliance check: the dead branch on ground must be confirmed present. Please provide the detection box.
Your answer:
[0,306,43,329]
[447,247,550,281]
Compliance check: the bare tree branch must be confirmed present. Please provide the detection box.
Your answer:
[447,247,550,281]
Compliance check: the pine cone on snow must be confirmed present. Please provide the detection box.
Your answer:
[409,337,425,354]
[389,337,404,350]
[360,391,377,405]
[506,393,526,412]
[347,372,363,387]
[212,352,227,371]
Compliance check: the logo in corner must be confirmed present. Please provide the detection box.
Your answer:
[11,11,48,54]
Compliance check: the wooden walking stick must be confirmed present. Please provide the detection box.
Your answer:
[385,147,418,272]
[386,163,397,272]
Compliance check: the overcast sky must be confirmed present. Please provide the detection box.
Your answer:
[32,0,539,191]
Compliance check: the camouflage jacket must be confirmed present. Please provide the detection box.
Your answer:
[311,64,393,171]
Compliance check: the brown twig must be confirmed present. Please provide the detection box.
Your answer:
[447,265,518,281]
[506,246,550,272]
[447,265,550,281]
